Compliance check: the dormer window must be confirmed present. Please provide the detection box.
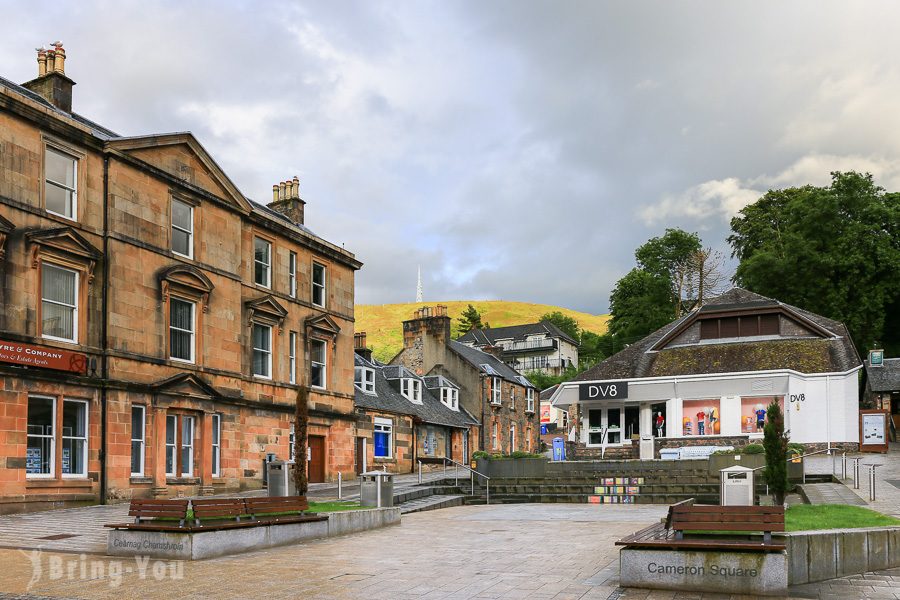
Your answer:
[441,387,458,411]
[355,366,375,394]
[699,314,779,340]
[401,378,422,403]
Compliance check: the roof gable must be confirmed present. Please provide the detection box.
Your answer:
[107,133,251,213]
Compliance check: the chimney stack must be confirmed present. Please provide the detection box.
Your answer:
[22,42,75,112]
[266,175,306,226]
[354,332,373,362]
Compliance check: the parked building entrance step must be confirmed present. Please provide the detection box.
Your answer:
[399,494,465,514]
[797,482,866,506]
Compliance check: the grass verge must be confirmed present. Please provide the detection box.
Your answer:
[308,500,362,512]
[785,504,900,531]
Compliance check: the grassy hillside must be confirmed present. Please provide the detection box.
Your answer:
[356,301,610,363]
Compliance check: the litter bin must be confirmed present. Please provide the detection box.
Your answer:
[359,471,394,507]
[267,460,297,496]
[552,437,566,461]
[720,465,754,506]
[540,424,548,435]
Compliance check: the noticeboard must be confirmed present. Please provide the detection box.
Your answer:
[859,409,889,453]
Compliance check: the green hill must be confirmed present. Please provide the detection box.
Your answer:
[356,301,610,363]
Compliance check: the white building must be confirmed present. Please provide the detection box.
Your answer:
[550,288,861,459]
[458,321,579,375]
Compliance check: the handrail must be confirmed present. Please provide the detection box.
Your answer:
[750,446,834,472]
[418,457,491,505]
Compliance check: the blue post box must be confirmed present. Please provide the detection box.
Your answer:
[552,437,566,461]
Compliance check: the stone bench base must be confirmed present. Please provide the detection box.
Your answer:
[108,508,400,560]
[620,547,787,596]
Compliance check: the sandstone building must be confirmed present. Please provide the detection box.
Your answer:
[0,46,361,512]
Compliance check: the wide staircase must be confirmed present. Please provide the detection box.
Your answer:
[420,460,722,506]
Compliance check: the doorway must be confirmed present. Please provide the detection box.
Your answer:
[624,406,640,441]
[355,437,366,475]
[308,435,326,483]
[651,402,667,437]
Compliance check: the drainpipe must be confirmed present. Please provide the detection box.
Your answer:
[99,155,110,504]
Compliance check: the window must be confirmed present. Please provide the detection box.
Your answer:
[510,390,516,410]
[526,388,535,413]
[181,416,195,477]
[211,414,221,478]
[41,263,78,342]
[289,425,295,460]
[254,237,271,287]
[131,405,145,476]
[289,252,297,298]
[289,331,297,384]
[62,400,87,477]
[312,262,326,307]
[165,415,177,476]
[171,199,193,258]
[252,324,272,378]
[491,421,499,450]
[355,367,375,394]
[490,377,502,405]
[374,417,392,458]
[509,424,516,452]
[310,339,326,388]
[441,387,458,410]
[26,396,55,477]
[169,298,195,362]
[401,378,422,403]
[45,146,77,220]
[700,314,781,340]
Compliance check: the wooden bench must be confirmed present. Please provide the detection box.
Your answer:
[105,498,190,530]
[244,495,312,523]
[191,498,247,526]
[616,498,785,552]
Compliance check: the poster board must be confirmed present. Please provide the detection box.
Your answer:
[859,409,889,453]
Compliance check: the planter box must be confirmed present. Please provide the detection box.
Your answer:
[475,458,547,478]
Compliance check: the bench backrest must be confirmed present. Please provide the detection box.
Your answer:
[191,498,246,522]
[664,498,695,530]
[244,495,309,518]
[671,504,785,533]
[129,499,189,524]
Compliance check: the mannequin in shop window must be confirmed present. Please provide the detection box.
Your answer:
[655,412,665,437]
[696,409,706,435]
[683,416,692,436]
[755,405,766,431]
[709,406,718,435]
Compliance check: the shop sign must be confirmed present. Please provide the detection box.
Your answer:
[579,381,628,400]
[0,340,88,373]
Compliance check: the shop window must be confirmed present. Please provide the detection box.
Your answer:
[211,414,221,477]
[41,263,78,342]
[61,400,87,477]
[741,396,782,434]
[45,146,78,220]
[131,405,145,476]
[26,396,55,477]
[682,399,721,436]
[310,339,326,388]
[374,417,392,458]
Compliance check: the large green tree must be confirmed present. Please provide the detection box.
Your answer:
[607,268,675,341]
[539,311,580,340]
[456,303,488,335]
[635,228,703,316]
[729,171,900,355]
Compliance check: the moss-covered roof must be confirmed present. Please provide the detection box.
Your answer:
[649,339,834,377]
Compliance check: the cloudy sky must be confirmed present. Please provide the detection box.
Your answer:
[3,1,899,314]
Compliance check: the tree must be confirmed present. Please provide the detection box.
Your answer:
[578,331,611,368]
[456,304,488,335]
[607,268,675,341]
[292,385,309,496]
[729,171,900,355]
[763,400,789,505]
[683,247,729,309]
[540,311,580,340]
[635,228,702,316]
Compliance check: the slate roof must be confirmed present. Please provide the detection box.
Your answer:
[354,354,477,428]
[865,359,900,392]
[575,287,862,381]
[447,340,535,387]
[458,320,578,347]
[540,384,560,401]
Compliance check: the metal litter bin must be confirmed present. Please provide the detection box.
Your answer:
[720,465,754,506]
[267,460,297,496]
[360,471,394,507]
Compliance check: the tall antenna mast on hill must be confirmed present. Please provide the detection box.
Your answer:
[416,266,423,303]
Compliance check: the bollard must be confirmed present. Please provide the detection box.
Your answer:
[418,461,422,484]
[841,453,847,480]
[851,458,860,489]
[338,472,342,500]
[869,465,876,502]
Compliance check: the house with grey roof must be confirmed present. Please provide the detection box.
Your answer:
[353,333,478,473]
[391,306,539,455]
[549,288,862,459]
[862,357,900,438]
[458,321,579,375]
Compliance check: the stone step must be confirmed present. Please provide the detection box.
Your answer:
[399,494,465,514]
[463,492,720,505]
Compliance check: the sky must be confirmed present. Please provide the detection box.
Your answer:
[3,1,900,314]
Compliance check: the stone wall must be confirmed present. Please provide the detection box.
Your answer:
[781,527,900,585]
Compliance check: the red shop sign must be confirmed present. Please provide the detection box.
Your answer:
[0,340,88,373]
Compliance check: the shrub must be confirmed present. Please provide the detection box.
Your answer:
[743,443,765,454]
[787,442,805,456]
[472,451,490,461]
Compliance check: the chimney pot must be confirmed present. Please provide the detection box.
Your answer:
[52,43,65,74]
[266,176,307,226]
[36,48,47,77]
[272,184,279,202]
[278,181,286,200]
[291,176,299,199]
[22,42,74,112]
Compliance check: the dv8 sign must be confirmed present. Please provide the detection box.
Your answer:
[578,381,629,400]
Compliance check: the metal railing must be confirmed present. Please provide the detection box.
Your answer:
[502,339,556,352]
[418,457,491,505]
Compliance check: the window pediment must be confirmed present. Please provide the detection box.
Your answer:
[159,265,214,311]
[26,227,102,283]
[246,295,288,330]
[152,372,221,400]
[306,313,341,338]
[0,213,13,261]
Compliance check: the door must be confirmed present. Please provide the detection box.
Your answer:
[355,437,366,475]
[462,432,469,464]
[445,429,452,460]
[624,406,640,440]
[308,435,326,483]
